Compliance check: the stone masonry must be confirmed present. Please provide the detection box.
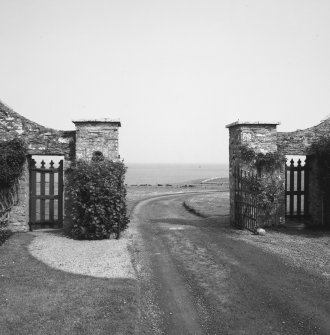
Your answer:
[226,121,283,227]
[227,117,330,228]
[278,117,330,226]
[0,101,121,231]
[73,119,121,161]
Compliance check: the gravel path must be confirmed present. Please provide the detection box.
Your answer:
[227,227,330,278]
[28,230,136,279]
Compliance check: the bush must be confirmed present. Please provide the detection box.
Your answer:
[66,159,129,240]
[0,229,12,246]
[0,138,26,237]
[0,138,27,189]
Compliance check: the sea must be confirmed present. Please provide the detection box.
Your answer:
[125,163,229,185]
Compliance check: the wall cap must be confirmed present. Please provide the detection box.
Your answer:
[72,119,121,126]
[226,121,280,128]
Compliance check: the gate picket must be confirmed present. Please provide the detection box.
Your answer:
[40,160,46,222]
[285,157,309,218]
[49,160,55,221]
[29,158,64,230]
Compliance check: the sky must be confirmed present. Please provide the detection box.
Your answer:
[1,0,330,164]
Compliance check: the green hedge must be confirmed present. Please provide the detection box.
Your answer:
[66,159,129,240]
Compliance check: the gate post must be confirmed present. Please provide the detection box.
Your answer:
[226,121,285,228]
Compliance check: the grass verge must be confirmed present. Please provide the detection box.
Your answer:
[126,182,228,215]
[183,192,230,217]
[0,233,138,335]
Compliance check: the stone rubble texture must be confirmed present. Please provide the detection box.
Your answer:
[227,119,330,228]
[0,100,121,231]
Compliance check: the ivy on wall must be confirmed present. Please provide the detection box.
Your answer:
[0,138,27,242]
[308,136,330,191]
[237,145,286,174]
[0,138,27,189]
[242,173,284,221]
[236,145,285,226]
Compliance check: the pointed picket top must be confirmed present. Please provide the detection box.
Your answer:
[40,160,46,169]
[297,159,302,168]
[290,159,295,167]
[49,160,55,169]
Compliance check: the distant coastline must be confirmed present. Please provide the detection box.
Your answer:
[125,163,229,185]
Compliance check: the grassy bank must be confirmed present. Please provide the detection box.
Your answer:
[0,233,138,335]
[126,179,228,214]
[183,191,230,218]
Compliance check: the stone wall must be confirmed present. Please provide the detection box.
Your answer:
[226,121,284,227]
[73,119,121,161]
[0,101,76,231]
[0,101,122,232]
[227,117,330,229]
[6,164,29,231]
[277,117,330,226]
[0,101,75,159]
[277,118,330,155]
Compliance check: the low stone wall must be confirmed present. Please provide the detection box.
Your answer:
[277,118,330,155]
[0,101,75,158]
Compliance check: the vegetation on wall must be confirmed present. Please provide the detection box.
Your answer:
[242,173,284,224]
[308,136,330,191]
[0,138,27,244]
[66,158,129,240]
[237,145,286,174]
[236,145,285,226]
[0,138,27,189]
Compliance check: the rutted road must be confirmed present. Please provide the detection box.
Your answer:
[129,193,330,335]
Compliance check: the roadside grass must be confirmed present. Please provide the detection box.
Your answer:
[126,182,224,214]
[0,233,138,335]
[183,192,230,217]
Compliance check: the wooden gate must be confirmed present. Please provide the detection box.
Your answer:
[233,165,258,231]
[29,159,64,230]
[285,158,309,218]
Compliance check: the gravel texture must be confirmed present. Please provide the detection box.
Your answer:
[28,230,136,279]
[226,226,330,278]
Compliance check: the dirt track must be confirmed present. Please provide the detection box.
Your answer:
[129,193,330,335]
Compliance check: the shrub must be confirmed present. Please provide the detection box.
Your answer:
[308,136,330,191]
[0,138,27,189]
[0,138,27,234]
[0,229,12,246]
[66,159,129,240]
